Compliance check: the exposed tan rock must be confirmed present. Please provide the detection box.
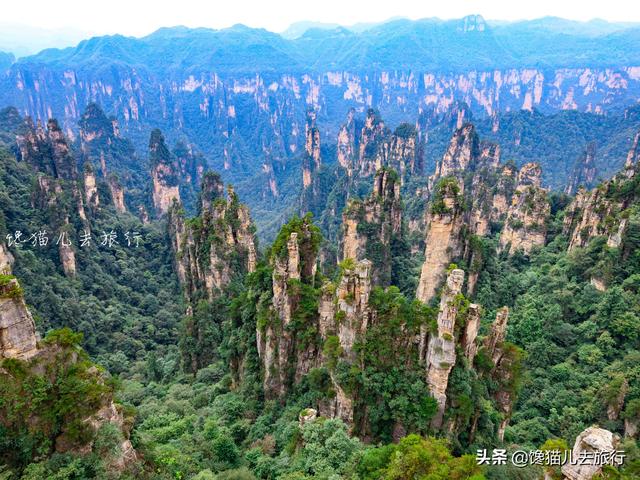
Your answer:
[358,109,388,176]
[83,167,99,209]
[299,408,318,427]
[484,307,509,363]
[337,108,358,174]
[0,242,14,274]
[562,427,620,480]
[623,131,640,178]
[341,169,401,285]
[302,109,321,189]
[462,304,481,362]
[388,124,421,178]
[566,142,597,195]
[260,218,320,398]
[430,123,478,189]
[482,306,517,442]
[108,176,126,213]
[416,179,464,304]
[151,163,181,215]
[0,278,38,360]
[169,179,257,302]
[499,163,550,254]
[564,133,640,251]
[426,268,465,428]
[607,378,628,421]
[317,259,372,425]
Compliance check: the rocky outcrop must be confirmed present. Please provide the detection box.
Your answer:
[340,109,422,181]
[564,132,640,251]
[259,216,320,398]
[416,178,464,304]
[388,123,422,177]
[150,129,181,215]
[499,163,550,254]
[462,304,481,363]
[341,168,402,285]
[83,164,99,209]
[169,174,257,302]
[17,119,82,276]
[425,268,465,429]
[566,142,597,195]
[317,259,373,425]
[623,131,640,178]
[0,277,38,360]
[302,110,321,188]
[108,175,126,213]
[430,124,478,188]
[561,427,620,480]
[300,110,323,215]
[337,108,360,175]
[482,306,519,442]
[484,306,509,363]
[0,242,14,274]
[357,109,389,177]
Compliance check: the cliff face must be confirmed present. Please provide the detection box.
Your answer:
[431,123,478,186]
[499,162,550,254]
[338,109,422,182]
[416,177,464,304]
[300,110,323,215]
[259,216,320,398]
[0,277,38,360]
[425,268,465,428]
[79,103,141,213]
[562,427,620,480]
[150,129,181,215]
[16,116,86,276]
[341,169,402,286]
[337,108,361,175]
[566,142,597,195]
[169,173,257,302]
[317,259,373,426]
[8,63,639,179]
[564,131,640,253]
[482,307,517,441]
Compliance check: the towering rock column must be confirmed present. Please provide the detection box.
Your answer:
[169,174,257,302]
[623,131,640,178]
[499,163,550,255]
[302,109,321,189]
[357,109,389,176]
[462,304,481,362]
[428,123,478,190]
[149,129,181,215]
[317,259,373,425]
[416,178,464,304]
[259,217,319,399]
[337,108,359,175]
[341,168,402,286]
[483,306,518,441]
[0,277,38,360]
[426,268,465,429]
[300,110,323,216]
[566,142,597,195]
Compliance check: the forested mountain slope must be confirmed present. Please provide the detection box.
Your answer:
[0,97,639,479]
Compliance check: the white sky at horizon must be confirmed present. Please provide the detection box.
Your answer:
[3,0,640,37]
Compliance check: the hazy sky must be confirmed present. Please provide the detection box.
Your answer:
[4,0,640,36]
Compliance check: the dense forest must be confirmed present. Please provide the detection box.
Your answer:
[0,91,639,480]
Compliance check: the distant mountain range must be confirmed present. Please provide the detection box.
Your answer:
[2,15,640,70]
[1,14,640,237]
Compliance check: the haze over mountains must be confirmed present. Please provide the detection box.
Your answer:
[2,14,640,237]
